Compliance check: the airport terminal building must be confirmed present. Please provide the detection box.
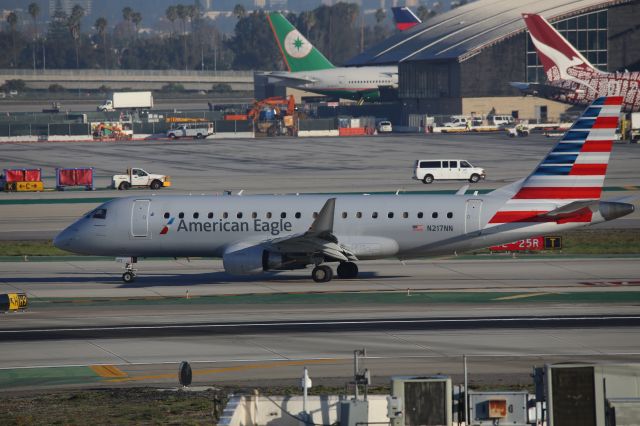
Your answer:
[348,0,640,122]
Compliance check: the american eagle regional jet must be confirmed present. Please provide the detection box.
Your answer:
[263,12,398,102]
[54,97,634,283]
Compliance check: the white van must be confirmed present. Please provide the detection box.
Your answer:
[491,115,514,127]
[413,159,485,184]
[443,116,469,127]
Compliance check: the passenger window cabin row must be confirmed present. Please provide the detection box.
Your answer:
[163,211,454,220]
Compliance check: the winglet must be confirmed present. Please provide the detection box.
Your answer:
[306,198,335,237]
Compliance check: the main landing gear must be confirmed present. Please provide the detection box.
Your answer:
[311,262,359,283]
[122,257,138,283]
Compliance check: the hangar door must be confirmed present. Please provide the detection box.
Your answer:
[131,199,150,237]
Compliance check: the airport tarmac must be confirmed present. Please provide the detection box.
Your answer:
[1,257,640,390]
[0,133,639,391]
[1,133,639,239]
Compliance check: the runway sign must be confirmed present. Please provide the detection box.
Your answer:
[490,236,562,252]
[0,293,28,312]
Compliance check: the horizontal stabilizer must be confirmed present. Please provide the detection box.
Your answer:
[265,72,317,84]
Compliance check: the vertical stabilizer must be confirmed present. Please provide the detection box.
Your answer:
[392,7,421,31]
[489,96,623,224]
[523,13,602,83]
[267,12,334,72]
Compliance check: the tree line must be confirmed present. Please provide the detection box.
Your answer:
[0,2,421,73]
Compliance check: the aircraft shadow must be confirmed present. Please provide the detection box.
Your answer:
[3,271,410,288]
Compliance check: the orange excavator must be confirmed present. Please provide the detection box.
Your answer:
[247,95,295,120]
[247,95,297,136]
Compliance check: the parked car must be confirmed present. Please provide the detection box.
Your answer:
[413,159,485,184]
[377,120,393,133]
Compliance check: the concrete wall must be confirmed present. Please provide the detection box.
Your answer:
[218,395,390,426]
[462,96,571,121]
[0,69,254,91]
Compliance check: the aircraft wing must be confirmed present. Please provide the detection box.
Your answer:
[264,71,317,84]
[268,198,357,262]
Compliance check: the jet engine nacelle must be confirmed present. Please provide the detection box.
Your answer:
[222,245,302,275]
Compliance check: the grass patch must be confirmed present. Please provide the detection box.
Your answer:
[558,228,640,254]
[0,240,72,256]
[0,388,225,425]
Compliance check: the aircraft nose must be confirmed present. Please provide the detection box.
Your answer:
[53,226,78,252]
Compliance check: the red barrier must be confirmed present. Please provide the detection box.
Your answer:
[3,169,41,182]
[56,168,94,190]
[339,127,367,136]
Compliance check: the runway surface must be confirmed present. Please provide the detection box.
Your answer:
[0,133,639,391]
[1,257,640,390]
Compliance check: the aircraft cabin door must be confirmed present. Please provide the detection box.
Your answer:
[465,199,483,234]
[131,199,151,238]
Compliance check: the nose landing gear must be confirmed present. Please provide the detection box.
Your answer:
[121,257,137,283]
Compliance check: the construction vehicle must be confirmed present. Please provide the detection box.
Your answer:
[112,168,171,190]
[93,122,132,140]
[247,95,297,136]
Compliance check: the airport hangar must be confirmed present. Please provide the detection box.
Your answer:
[343,0,640,122]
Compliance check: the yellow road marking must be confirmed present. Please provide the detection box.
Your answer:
[108,358,341,383]
[623,185,638,190]
[493,292,549,301]
[91,365,128,378]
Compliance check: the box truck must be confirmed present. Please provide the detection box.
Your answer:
[97,91,153,112]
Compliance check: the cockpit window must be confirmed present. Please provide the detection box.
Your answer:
[92,208,107,219]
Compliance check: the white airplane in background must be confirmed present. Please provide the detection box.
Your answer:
[54,97,634,283]
[264,12,398,102]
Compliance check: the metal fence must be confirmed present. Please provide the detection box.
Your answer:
[0,123,90,137]
[299,118,336,131]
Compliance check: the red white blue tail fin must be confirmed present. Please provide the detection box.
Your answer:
[523,13,602,83]
[489,96,623,224]
[392,7,421,31]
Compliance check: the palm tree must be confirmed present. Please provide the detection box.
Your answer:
[186,5,197,32]
[68,5,85,69]
[95,17,108,69]
[28,3,40,70]
[176,4,188,70]
[122,6,133,36]
[6,12,18,67]
[165,5,178,37]
[131,11,142,37]
[233,4,246,20]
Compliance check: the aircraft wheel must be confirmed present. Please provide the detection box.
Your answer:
[312,265,333,283]
[337,262,358,279]
[122,271,136,283]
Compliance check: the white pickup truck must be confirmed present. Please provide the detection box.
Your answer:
[112,168,171,190]
[167,122,214,139]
